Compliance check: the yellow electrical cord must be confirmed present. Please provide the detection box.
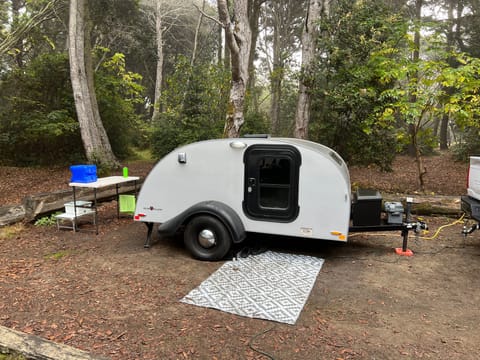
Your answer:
[419,213,465,240]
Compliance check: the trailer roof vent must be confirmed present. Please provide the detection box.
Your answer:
[329,151,343,166]
[242,134,270,138]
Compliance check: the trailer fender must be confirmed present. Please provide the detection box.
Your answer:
[157,201,246,243]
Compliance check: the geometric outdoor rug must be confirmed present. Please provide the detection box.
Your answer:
[180,251,324,325]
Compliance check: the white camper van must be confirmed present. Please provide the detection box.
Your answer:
[134,136,423,260]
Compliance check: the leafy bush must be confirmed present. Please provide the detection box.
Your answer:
[95,51,147,160]
[240,111,270,136]
[452,127,480,161]
[308,0,407,170]
[34,213,60,227]
[395,127,438,156]
[0,53,83,165]
[151,56,229,159]
[0,50,147,166]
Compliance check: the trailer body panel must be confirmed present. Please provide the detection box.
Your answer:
[135,138,351,242]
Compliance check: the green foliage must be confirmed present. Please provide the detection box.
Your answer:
[309,0,407,170]
[313,0,480,167]
[0,52,84,165]
[395,127,438,156]
[452,127,480,161]
[151,56,229,158]
[34,213,60,227]
[240,111,270,136]
[94,49,146,160]
[0,48,147,166]
[375,43,480,157]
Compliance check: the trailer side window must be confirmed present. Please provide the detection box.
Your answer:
[243,145,301,222]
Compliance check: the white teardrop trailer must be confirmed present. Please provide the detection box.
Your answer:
[134,136,426,260]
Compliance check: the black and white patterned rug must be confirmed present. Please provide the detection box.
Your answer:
[180,251,324,324]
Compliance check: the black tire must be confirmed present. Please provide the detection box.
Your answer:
[184,215,232,261]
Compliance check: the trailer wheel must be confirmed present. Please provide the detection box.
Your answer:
[184,215,232,261]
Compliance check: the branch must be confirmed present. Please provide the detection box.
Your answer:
[193,3,223,27]
[0,0,64,55]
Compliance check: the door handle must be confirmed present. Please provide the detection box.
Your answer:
[247,178,256,193]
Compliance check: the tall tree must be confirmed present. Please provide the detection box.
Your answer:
[152,0,165,121]
[263,0,305,135]
[246,0,266,114]
[218,0,252,138]
[68,0,119,168]
[438,0,455,150]
[408,0,426,188]
[191,0,206,66]
[293,0,325,139]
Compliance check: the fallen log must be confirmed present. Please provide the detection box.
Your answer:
[0,324,108,360]
[0,181,143,226]
[383,194,462,217]
[0,204,26,226]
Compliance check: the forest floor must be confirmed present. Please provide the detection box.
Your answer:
[1,151,479,360]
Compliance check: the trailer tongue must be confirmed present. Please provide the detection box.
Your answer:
[349,190,427,256]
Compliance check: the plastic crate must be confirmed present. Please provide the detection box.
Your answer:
[64,201,92,215]
[70,165,97,183]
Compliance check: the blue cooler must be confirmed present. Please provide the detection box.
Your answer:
[70,165,97,183]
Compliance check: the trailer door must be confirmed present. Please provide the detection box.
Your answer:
[243,144,301,222]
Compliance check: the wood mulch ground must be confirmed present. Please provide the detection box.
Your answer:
[0,151,478,360]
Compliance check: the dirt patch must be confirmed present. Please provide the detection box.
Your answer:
[348,151,468,195]
[0,152,479,359]
[1,210,479,359]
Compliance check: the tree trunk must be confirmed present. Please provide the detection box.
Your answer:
[68,0,119,169]
[413,120,427,191]
[440,0,455,151]
[407,0,422,157]
[409,0,425,190]
[270,4,282,135]
[218,0,252,138]
[439,114,449,150]
[151,0,164,121]
[293,0,324,139]
[191,0,205,66]
[247,0,265,114]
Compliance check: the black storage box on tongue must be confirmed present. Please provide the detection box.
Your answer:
[352,189,382,226]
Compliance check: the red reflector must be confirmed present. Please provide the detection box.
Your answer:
[134,213,146,221]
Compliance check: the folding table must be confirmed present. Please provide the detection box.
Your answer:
[60,176,140,234]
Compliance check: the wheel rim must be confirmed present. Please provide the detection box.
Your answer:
[198,229,216,248]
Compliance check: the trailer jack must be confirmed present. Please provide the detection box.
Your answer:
[395,221,428,256]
